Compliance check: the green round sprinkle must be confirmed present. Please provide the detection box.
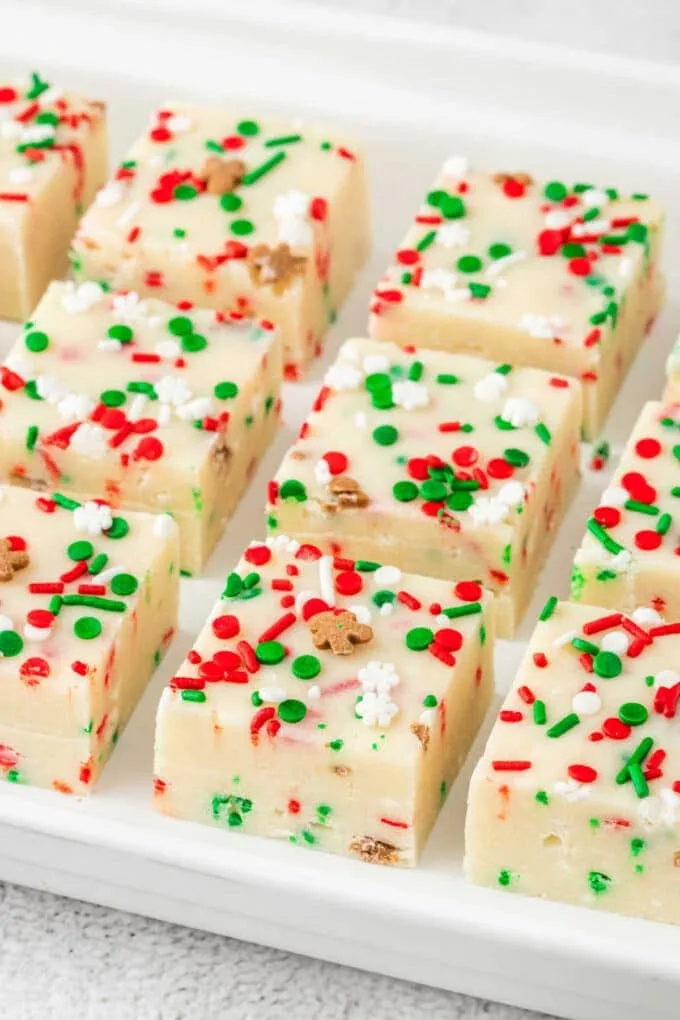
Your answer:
[426,189,447,208]
[24,331,48,353]
[423,694,438,708]
[174,184,198,201]
[406,627,434,651]
[107,517,129,540]
[393,480,418,502]
[292,654,321,680]
[420,480,447,502]
[447,490,473,511]
[373,590,396,607]
[439,194,466,220]
[74,616,102,640]
[256,640,286,665]
[561,242,587,258]
[214,381,239,400]
[100,389,126,407]
[373,425,399,446]
[230,219,254,236]
[544,180,568,202]
[457,254,483,274]
[0,630,22,657]
[365,372,392,392]
[627,222,648,243]
[237,119,259,136]
[488,243,512,260]
[278,698,307,724]
[107,324,133,343]
[504,447,530,468]
[371,390,394,410]
[593,650,622,679]
[220,193,242,213]
[167,316,193,336]
[68,540,93,561]
[181,333,207,353]
[110,573,138,597]
[618,702,648,726]
[280,479,307,502]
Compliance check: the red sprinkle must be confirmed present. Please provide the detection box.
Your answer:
[212,614,240,640]
[635,437,662,459]
[582,612,623,636]
[244,544,272,567]
[499,710,523,723]
[323,451,348,475]
[335,570,362,596]
[237,640,259,674]
[454,580,483,602]
[397,590,421,611]
[517,685,536,705]
[533,652,548,669]
[258,612,297,644]
[492,760,532,771]
[568,764,598,783]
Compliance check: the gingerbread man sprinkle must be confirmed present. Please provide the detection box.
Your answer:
[247,243,307,295]
[200,157,246,196]
[308,609,373,656]
[0,537,29,582]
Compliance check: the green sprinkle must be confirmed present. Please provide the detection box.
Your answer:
[488,242,512,259]
[504,447,530,468]
[539,596,558,621]
[588,871,611,895]
[219,193,242,213]
[628,762,649,799]
[393,480,418,502]
[420,480,447,502]
[457,254,482,274]
[26,425,38,451]
[498,869,512,888]
[292,655,321,680]
[436,373,459,385]
[181,689,206,703]
[533,700,547,725]
[108,323,133,343]
[214,381,239,400]
[624,499,658,516]
[68,540,93,562]
[74,616,102,640]
[630,837,646,857]
[237,119,259,137]
[495,363,513,376]
[546,713,579,738]
[241,151,286,186]
[88,553,108,575]
[447,491,473,511]
[534,423,552,445]
[372,590,396,607]
[405,627,433,651]
[100,389,126,407]
[544,180,568,202]
[423,694,438,708]
[442,602,482,620]
[265,133,302,147]
[586,517,624,555]
[329,739,343,751]
[222,573,243,598]
[173,227,187,239]
[416,230,437,252]
[535,790,549,806]
[277,699,307,724]
[230,218,254,236]
[469,282,491,299]
[355,560,380,572]
[593,651,622,679]
[24,331,48,353]
[256,640,286,665]
[440,194,466,220]
[52,492,80,511]
[107,517,129,540]
[616,737,654,785]
[408,360,424,382]
[110,573,138,597]
[373,425,398,446]
[657,513,672,535]
[61,595,126,612]
[26,72,50,100]
[627,222,648,244]
[0,630,22,657]
[174,184,198,201]
[279,479,307,503]
[167,315,193,337]
[572,636,600,655]
[251,691,263,707]
[181,333,207,353]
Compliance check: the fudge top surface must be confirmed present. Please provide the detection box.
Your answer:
[273,338,581,540]
[158,536,490,763]
[575,401,680,581]
[475,598,680,826]
[0,484,177,709]
[0,72,105,206]
[75,100,362,257]
[374,159,663,354]
[0,281,280,478]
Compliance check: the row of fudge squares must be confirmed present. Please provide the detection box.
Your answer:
[2,73,667,438]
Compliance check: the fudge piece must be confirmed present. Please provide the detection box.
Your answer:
[0,483,178,794]
[0,281,281,574]
[0,70,107,321]
[571,401,680,617]
[466,598,680,925]
[154,536,494,865]
[70,102,370,378]
[369,159,663,438]
[664,335,680,402]
[267,338,582,637]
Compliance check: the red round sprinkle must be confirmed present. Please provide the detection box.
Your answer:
[621,471,656,504]
[199,660,227,681]
[537,229,563,255]
[244,544,272,566]
[602,717,631,740]
[434,628,463,651]
[407,457,430,480]
[396,249,419,265]
[0,87,18,104]
[635,437,662,459]
[503,178,525,199]
[323,451,348,475]
[568,764,598,784]
[6,535,26,551]
[20,657,50,679]
[421,501,443,517]
[212,614,240,640]
[310,197,328,222]
[187,649,202,664]
[454,580,483,602]
[27,609,54,629]
[135,436,164,461]
[288,798,301,814]
[568,257,591,277]
[486,458,514,479]
[295,543,322,561]
[452,445,478,468]
[593,506,621,529]
[335,571,362,596]
[224,240,248,259]
[71,661,89,676]
[150,126,172,143]
[211,650,244,673]
[635,530,662,551]
[35,497,56,513]
[100,408,127,430]
[302,597,330,621]
[223,135,246,150]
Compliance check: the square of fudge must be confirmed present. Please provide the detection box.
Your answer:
[0,280,282,574]
[154,536,494,866]
[70,102,371,378]
[571,400,680,618]
[369,158,663,439]
[0,483,178,794]
[466,598,680,925]
[267,338,582,637]
[0,70,107,321]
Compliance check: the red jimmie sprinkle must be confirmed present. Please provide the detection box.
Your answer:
[492,760,532,771]
[257,612,297,645]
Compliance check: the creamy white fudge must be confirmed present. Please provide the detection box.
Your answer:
[466,598,680,925]
[0,484,178,794]
[572,401,680,618]
[70,102,371,378]
[369,160,663,439]
[267,338,582,636]
[154,537,493,865]
[0,71,107,321]
[0,281,282,574]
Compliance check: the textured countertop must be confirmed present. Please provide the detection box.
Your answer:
[3,3,679,1019]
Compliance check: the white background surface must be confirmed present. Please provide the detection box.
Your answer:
[1,3,679,1019]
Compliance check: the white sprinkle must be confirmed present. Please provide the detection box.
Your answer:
[653,668,680,690]
[294,590,314,614]
[73,501,113,537]
[362,353,390,375]
[582,187,608,208]
[379,602,394,617]
[155,374,192,407]
[8,166,33,185]
[94,565,127,585]
[98,339,123,353]
[176,396,213,422]
[421,268,457,293]
[436,223,469,249]
[358,660,399,693]
[116,201,141,229]
[155,340,181,361]
[258,686,287,704]
[153,513,175,539]
[600,485,628,507]
[347,604,372,625]
[373,565,401,587]
[518,312,566,340]
[553,629,577,648]
[314,459,332,485]
[62,281,104,314]
[473,372,507,403]
[441,155,468,179]
[554,779,590,803]
[354,411,367,430]
[325,363,362,391]
[127,394,148,421]
[273,190,309,220]
[95,182,125,207]
[111,291,148,322]
[307,685,321,701]
[572,690,602,715]
[543,209,572,229]
[157,405,172,427]
[70,422,108,459]
[0,615,13,632]
[600,630,629,655]
[500,396,539,429]
[166,114,192,133]
[419,708,437,727]
[484,251,527,279]
[318,556,335,606]
[631,606,663,627]
[355,690,399,728]
[57,392,95,422]
[277,216,313,248]
[496,481,525,507]
[467,495,510,527]
[5,352,34,381]
[23,623,51,643]
[618,257,634,280]
[393,379,429,412]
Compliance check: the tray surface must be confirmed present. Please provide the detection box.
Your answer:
[0,4,679,1018]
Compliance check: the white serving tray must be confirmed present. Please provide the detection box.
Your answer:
[1,3,680,1017]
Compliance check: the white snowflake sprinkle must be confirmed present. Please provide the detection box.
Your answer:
[35,374,67,403]
[355,690,399,728]
[392,379,429,412]
[467,496,510,527]
[62,281,104,314]
[496,481,525,507]
[57,393,95,422]
[554,779,590,803]
[70,423,108,459]
[155,375,192,407]
[358,661,400,694]
[111,292,149,323]
[436,223,470,249]
[581,187,608,208]
[324,362,362,391]
[362,353,390,375]
[473,372,507,403]
[273,190,309,220]
[518,312,566,340]
[421,268,458,293]
[155,340,181,361]
[73,501,113,537]
[500,397,539,429]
